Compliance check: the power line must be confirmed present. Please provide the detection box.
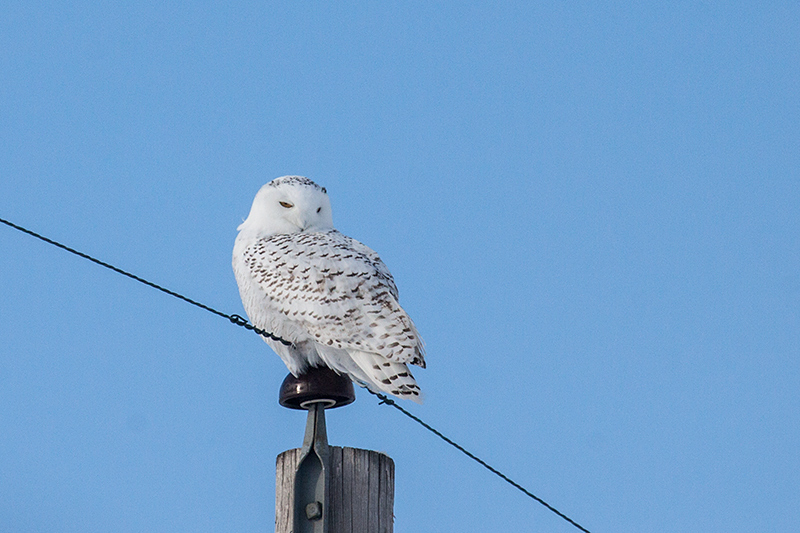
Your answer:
[1,215,592,533]
[368,389,592,532]
[0,216,292,347]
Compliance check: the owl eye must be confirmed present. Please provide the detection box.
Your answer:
[316,207,321,213]
[279,201,294,209]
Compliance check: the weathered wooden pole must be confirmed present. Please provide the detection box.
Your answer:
[276,367,395,533]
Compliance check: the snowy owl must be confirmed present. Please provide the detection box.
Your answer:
[232,176,426,402]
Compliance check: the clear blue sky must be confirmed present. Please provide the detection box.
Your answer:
[1,3,798,532]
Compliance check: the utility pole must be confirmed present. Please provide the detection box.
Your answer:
[275,367,395,533]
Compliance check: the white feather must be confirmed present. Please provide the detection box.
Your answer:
[233,176,426,402]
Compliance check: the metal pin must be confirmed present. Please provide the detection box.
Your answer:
[293,401,330,532]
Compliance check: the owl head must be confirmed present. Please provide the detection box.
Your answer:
[238,176,334,235]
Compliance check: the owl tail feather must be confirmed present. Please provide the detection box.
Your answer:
[348,350,424,404]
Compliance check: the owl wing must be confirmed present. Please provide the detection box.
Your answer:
[241,230,425,367]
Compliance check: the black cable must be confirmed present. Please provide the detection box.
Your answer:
[367,389,592,532]
[0,216,292,347]
[1,215,591,532]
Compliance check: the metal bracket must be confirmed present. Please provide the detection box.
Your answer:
[293,400,332,533]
